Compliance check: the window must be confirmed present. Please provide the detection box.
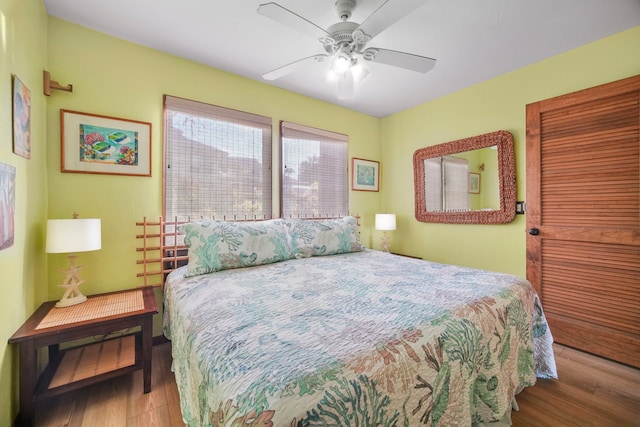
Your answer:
[164,96,272,221]
[163,97,349,222]
[424,156,469,211]
[281,121,349,218]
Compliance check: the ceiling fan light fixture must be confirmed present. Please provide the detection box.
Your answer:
[326,69,338,82]
[350,59,369,83]
[331,47,352,74]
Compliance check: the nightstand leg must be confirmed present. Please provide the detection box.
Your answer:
[142,316,152,393]
[18,340,36,427]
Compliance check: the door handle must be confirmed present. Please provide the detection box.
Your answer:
[528,228,540,236]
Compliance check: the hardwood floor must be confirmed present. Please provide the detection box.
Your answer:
[35,342,182,427]
[33,342,640,426]
[511,344,640,427]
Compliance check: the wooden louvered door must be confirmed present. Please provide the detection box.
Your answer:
[526,75,640,368]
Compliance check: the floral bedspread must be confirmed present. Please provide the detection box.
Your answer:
[163,250,557,426]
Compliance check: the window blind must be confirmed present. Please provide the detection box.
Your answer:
[281,121,348,219]
[424,157,443,211]
[164,95,272,221]
[444,156,469,211]
[423,156,469,211]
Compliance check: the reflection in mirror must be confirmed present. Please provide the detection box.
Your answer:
[424,146,499,212]
[414,130,516,224]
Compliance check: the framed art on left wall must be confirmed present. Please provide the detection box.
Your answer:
[0,162,16,250]
[12,75,31,159]
[60,110,152,176]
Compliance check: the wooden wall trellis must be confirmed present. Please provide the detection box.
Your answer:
[136,214,361,288]
[136,217,188,288]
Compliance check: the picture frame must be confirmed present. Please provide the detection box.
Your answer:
[12,75,31,159]
[60,110,152,176]
[0,162,16,250]
[351,158,379,192]
[469,172,481,194]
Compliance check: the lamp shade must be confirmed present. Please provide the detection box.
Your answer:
[375,214,396,231]
[46,218,102,253]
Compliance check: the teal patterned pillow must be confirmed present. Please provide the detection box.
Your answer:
[285,216,364,258]
[178,219,293,277]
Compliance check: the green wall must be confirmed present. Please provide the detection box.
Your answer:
[0,0,49,423]
[380,26,640,276]
[44,17,382,305]
[0,2,638,423]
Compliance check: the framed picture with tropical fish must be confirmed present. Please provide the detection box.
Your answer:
[60,110,151,176]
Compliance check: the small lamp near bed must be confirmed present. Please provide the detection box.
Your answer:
[46,214,101,308]
[375,213,396,253]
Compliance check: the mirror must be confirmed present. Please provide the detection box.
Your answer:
[413,130,516,224]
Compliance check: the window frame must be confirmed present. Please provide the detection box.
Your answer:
[162,96,351,222]
[163,95,273,221]
[279,120,349,219]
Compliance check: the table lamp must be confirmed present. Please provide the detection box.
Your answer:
[375,213,396,252]
[46,214,101,307]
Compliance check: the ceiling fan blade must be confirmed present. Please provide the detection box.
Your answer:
[357,0,428,40]
[262,54,328,80]
[258,2,329,39]
[363,48,436,73]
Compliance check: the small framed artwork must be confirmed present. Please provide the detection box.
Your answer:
[351,158,379,192]
[12,75,32,159]
[469,172,481,194]
[0,162,16,250]
[61,109,152,176]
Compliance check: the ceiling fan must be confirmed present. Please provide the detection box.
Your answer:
[257,0,436,99]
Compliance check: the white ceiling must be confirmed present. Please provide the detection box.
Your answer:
[43,0,640,118]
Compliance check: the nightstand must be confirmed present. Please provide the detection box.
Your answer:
[9,287,158,427]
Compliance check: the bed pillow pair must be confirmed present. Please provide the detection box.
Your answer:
[179,216,364,277]
[178,218,293,277]
[285,216,364,258]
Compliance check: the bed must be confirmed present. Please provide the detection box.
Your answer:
[159,216,557,426]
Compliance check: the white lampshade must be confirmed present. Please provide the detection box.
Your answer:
[375,214,396,231]
[46,219,102,253]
